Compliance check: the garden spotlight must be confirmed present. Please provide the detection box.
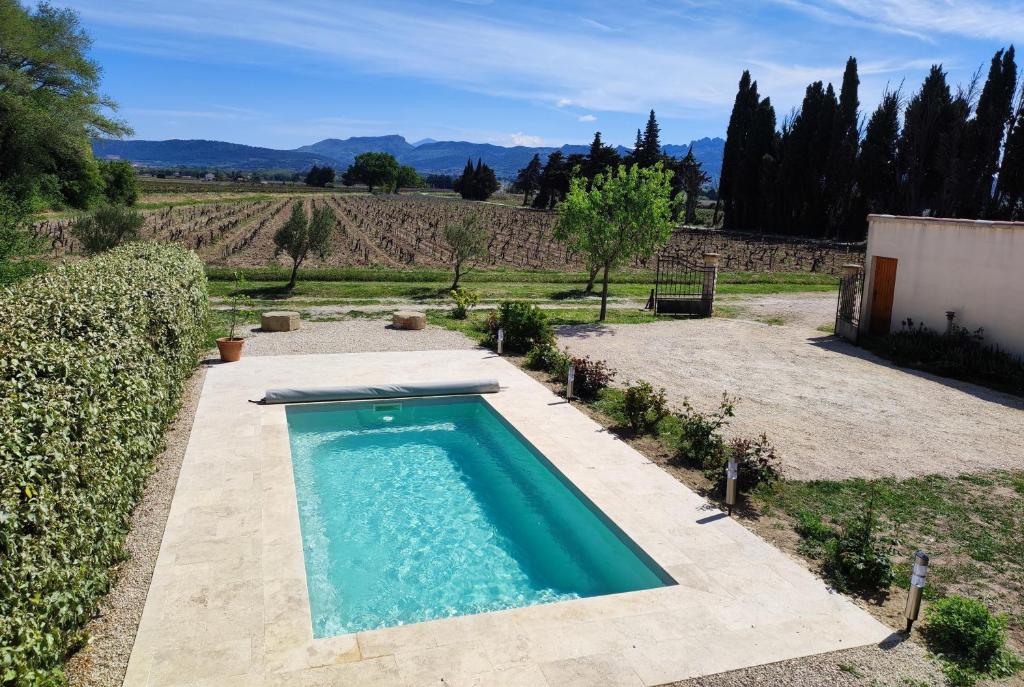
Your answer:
[904,551,929,632]
[566,364,575,402]
[725,456,738,515]
[497,328,504,355]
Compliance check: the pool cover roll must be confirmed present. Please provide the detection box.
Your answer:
[262,378,501,404]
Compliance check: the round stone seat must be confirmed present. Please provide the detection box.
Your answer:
[392,310,427,330]
[261,311,301,332]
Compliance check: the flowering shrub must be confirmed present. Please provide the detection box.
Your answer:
[485,300,553,352]
[0,243,208,684]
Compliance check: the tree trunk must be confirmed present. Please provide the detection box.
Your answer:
[599,263,610,321]
[584,265,599,293]
[711,196,721,228]
[287,259,300,290]
[450,262,461,291]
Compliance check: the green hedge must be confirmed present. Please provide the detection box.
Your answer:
[0,243,208,685]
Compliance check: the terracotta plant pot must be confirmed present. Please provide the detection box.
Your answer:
[216,337,245,362]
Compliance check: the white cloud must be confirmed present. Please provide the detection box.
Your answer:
[555,98,573,108]
[578,114,597,122]
[508,132,544,147]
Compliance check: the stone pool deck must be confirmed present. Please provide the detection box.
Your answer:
[124,349,891,686]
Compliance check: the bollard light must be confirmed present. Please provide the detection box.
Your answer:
[566,364,575,402]
[497,328,504,355]
[725,456,738,515]
[904,551,929,632]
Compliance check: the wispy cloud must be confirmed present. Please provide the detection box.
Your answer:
[775,0,1024,42]
[507,132,544,146]
[578,114,597,122]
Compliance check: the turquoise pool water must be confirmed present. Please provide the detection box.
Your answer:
[285,395,672,636]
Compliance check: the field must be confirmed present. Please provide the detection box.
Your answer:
[33,192,865,274]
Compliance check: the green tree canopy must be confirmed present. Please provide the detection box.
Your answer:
[341,152,399,192]
[98,159,138,205]
[557,163,676,320]
[304,164,335,187]
[453,158,500,201]
[514,153,542,206]
[0,0,129,209]
[396,164,424,191]
[273,201,337,289]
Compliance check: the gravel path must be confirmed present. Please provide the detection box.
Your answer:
[66,367,207,687]
[668,638,944,687]
[558,306,1024,481]
[240,318,476,356]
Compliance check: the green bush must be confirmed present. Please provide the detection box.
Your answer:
[566,356,615,400]
[0,242,208,684]
[671,395,734,468]
[925,596,1021,682]
[705,434,781,495]
[72,204,145,255]
[623,381,668,435]
[449,287,480,320]
[485,300,553,352]
[524,343,569,374]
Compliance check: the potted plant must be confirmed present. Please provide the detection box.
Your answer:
[216,274,251,362]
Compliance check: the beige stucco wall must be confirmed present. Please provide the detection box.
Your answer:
[860,214,1024,357]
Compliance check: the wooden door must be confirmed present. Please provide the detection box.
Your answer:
[869,256,898,335]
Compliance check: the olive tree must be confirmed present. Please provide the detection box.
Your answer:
[442,213,489,290]
[557,163,675,321]
[273,201,337,289]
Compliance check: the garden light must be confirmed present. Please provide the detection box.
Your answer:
[904,551,929,632]
[497,328,504,355]
[566,364,575,402]
[725,456,738,515]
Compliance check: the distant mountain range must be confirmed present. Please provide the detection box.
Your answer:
[92,134,724,182]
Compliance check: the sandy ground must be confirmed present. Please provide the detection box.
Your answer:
[558,294,1024,481]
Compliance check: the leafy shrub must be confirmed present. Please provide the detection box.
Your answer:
[485,300,553,352]
[925,596,1021,682]
[449,287,480,319]
[705,434,781,494]
[567,356,615,400]
[524,343,569,375]
[623,381,668,435]
[671,395,735,468]
[864,319,1024,397]
[72,203,145,254]
[822,495,897,593]
[0,243,208,684]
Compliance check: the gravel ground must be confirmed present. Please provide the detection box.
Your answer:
[66,367,207,687]
[240,317,476,356]
[717,291,838,330]
[668,637,945,687]
[558,308,1024,481]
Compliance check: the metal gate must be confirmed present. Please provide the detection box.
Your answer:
[652,254,716,316]
[835,264,863,342]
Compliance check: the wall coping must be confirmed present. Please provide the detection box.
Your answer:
[867,214,1024,230]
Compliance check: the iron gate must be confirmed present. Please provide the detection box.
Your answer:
[834,265,863,342]
[652,254,716,316]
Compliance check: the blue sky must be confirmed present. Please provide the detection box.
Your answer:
[69,0,1023,149]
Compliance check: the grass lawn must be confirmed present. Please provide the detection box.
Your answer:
[207,268,837,306]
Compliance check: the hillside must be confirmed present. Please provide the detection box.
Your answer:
[92,135,724,181]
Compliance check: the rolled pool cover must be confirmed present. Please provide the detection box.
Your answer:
[262,378,500,405]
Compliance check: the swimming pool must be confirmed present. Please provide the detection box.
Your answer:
[285,395,673,637]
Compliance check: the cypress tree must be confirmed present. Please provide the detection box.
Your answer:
[635,110,663,168]
[856,90,902,220]
[996,88,1024,219]
[720,71,758,229]
[898,65,958,215]
[825,58,860,237]
[957,47,1018,217]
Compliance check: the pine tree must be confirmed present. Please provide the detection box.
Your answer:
[533,151,570,209]
[634,110,663,168]
[584,131,621,181]
[514,154,543,205]
[677,147,710,224]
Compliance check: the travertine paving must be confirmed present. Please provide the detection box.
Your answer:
[124,350,890,686]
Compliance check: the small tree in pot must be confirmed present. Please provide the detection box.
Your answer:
[216,274,253,362]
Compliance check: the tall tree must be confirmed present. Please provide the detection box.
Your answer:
[454,158,500,201]
[557,163,675,320]
[824,57,861,237]
[719,71,760,229]
[341,153,398,192]
[957,47,1017,217]
[898,65,959,215]
[514,153,542,205]
[996,87,1024,219]
[633,110,663,168]
[675,147,711,224]
[856,90,902,219]
[583,131,621,182]
[273,201,337,289]
[0,0,130,208]
[532,151,570,209]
